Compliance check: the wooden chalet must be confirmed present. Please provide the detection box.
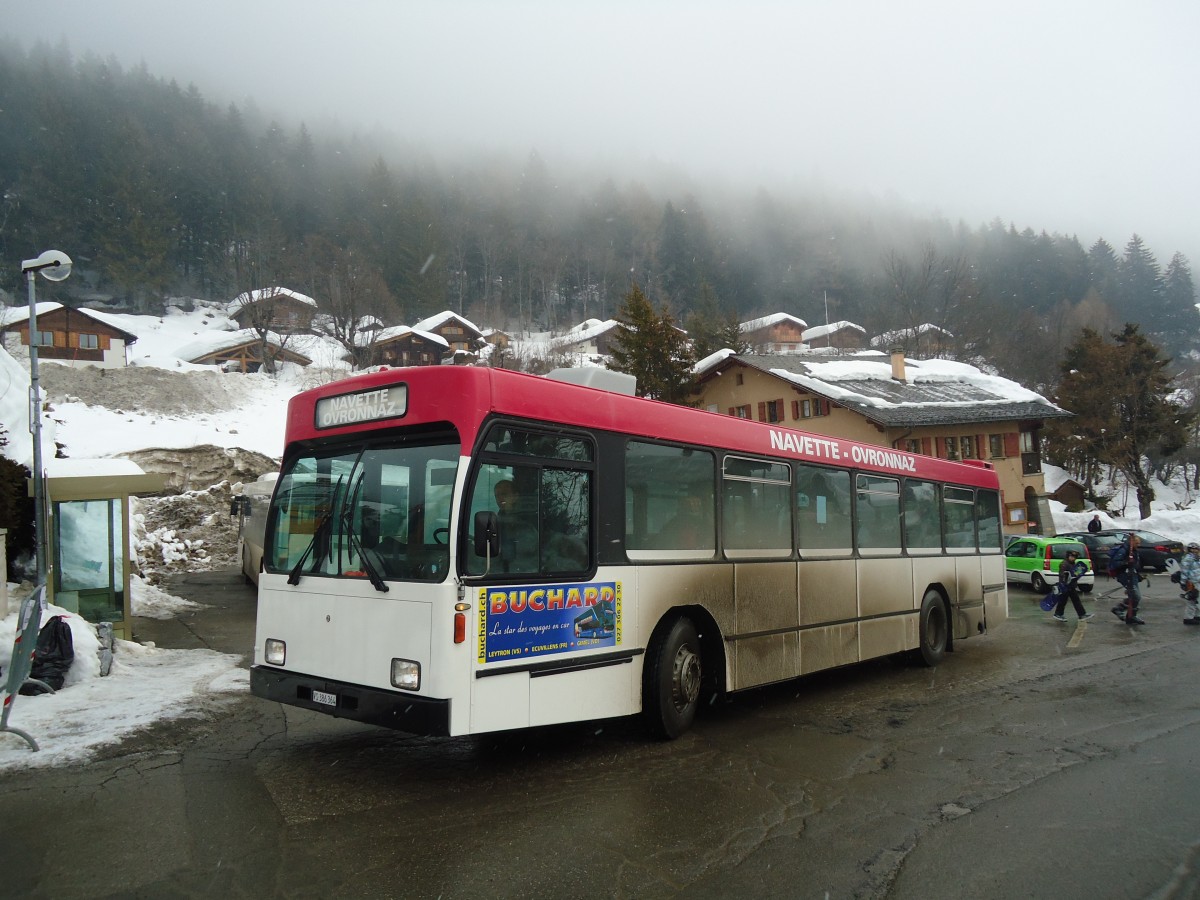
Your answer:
[0,302,137,369]
[227,287,318,335]
[177,330,312,373]
[739,313,809,353]
[802,321,867,350]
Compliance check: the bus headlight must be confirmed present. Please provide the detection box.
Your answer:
[265,639,286,666]
[391,658,420,691]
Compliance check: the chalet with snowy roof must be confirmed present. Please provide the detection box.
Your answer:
[692,349,1073,535]
[871,323,952,357]
[177,329,312,373]
[739,313,809,353]
[227,287,318,335]
[553,319,624,358]
[481,328,513,351]
[353,325,448,369]
[802,321,867,350]
[411,311,485,355]
[0,302,138,369]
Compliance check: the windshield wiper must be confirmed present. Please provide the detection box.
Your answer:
[342,473,389,593]
[287,475,344,585]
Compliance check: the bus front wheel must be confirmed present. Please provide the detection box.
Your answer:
[643,617,702,740]
[915,590,948,668]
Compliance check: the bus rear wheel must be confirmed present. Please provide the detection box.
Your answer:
[914,589,948,668]
[643,617,702,740]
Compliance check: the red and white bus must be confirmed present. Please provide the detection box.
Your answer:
[250,365,1006,739]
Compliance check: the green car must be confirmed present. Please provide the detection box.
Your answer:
[1005,536,1094,593]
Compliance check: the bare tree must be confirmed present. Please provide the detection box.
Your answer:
[295,236,395,368]
[225,230,300,375]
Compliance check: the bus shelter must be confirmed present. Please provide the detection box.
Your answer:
[37,459,165,640]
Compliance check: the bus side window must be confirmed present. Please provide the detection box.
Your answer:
[721,455,791,556]
[856,475,901,553]
[903,479,941,552]
[625,441,715,560]
[795,464,852,554]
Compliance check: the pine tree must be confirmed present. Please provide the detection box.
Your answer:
[1047,325,1191,517]
[608,282,696,404]
[1087,239,1122,315]
[1156,253,1200,358]
[1116,234,1163,327]
[684,283,748,360]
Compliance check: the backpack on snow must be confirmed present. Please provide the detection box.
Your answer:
[1106,542,1129,578]
[19,615,75,694]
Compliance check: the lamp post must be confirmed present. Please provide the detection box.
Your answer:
[19,250,72,588]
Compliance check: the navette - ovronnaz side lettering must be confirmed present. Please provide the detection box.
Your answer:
[770,429,916,472]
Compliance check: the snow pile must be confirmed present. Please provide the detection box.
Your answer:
[133,482,242,583]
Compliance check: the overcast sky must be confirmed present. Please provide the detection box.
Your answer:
[6,0,1199,263]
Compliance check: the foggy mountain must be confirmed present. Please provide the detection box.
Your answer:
[0,37,1197,393]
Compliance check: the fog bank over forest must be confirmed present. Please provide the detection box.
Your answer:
[3,0,1197,267]
[1,4,1198,398]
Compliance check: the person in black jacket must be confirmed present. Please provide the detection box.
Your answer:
[1052,550,1093,622]
[1110,533,1146,625]
[1088,513,1103,534]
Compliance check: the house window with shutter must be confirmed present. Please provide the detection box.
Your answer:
[903,439,921,454]
[78,333,99,350]
[32,330,55,347]
[959,436,975,459]
[732,405,751,419]
[945,438,959,460]
[766,399,783,422]
[989,434,1004,458]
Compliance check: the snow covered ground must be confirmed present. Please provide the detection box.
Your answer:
[2,301,1198,770]
[0,581,244,770]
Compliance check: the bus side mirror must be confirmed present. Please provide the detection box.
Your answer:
[230,496,250,518]
[474,510,499,558]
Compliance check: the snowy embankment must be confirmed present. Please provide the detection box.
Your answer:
[1043,464,1200,543]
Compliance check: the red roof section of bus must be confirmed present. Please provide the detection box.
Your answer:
[285,366,999,488]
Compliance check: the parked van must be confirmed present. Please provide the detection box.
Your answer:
[1005,536,1093,593]
[232,473,277,586]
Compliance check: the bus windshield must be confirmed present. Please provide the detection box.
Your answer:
[265,439,459,583]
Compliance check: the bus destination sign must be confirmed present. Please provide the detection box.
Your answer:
[315,384,408,429]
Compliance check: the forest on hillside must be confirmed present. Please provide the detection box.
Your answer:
[1,38,1197,392]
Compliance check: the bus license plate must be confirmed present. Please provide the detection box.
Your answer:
[311,689,337,707]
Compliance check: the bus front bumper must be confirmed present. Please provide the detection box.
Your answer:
[251,666,451,736]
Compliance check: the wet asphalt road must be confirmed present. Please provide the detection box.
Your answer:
[2,571,1200,899]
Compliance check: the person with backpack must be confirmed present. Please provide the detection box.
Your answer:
[1180,542,1200,625]
[1052,549,1093,622]
[1109,533,1146,625]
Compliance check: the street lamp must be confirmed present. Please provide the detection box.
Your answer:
[19,250,72,588]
